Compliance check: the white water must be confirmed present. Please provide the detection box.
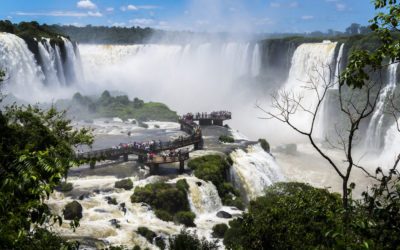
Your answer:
[251,44,261,77]
[0,33,82,101]
[186,177,222,215]
[365,63,399,151]
[332,43,345,89]
[0,33,46,100]
[279,41,338,140]
[380,118,400,169]
[229,144,285,201]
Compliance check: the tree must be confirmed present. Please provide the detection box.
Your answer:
[346,23,361,35]
[259,0,400,212]
[0,69,93,248]
[224,183,343,249]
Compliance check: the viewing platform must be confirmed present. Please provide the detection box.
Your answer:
[76,110,230,173]
[182,111,231,126]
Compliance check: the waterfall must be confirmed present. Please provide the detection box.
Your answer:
[280,41,338,139]
[0,32,45,100]
[332,43,345,89]
[186,177,222,215]
[54,43,67,85]
[38,40,60,86]
[251,43,261,77]
[380,118,400,169]
[62,37,82,84]
[365,63,399,151]
[0,32,84,102]
[229,144,285,201]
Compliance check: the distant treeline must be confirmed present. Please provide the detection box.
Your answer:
[0,20,375,45]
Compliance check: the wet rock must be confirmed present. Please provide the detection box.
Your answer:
[105,196,118,205]
[115,178,133,190]
[216,210,232,219]
[109,219,121,228]
[119,202,127,215]
[63,201,83,220]
[78,193,90,200]
[196,182,202,187]
[94,209,107,213]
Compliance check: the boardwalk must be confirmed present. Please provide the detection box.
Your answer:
[77,111,230,172]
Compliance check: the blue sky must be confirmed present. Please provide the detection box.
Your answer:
[0,0,376,33]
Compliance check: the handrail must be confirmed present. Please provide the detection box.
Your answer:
[77,117,203,160]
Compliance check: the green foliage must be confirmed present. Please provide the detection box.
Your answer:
[176,179,189,191]
[61,91,178,122]
[115,178,133,190]
[212,223,228,238]
[155,209,173,222]
[174,211,196,227]
[155,237,166,250]
[0,104,92,248]
[0,102,92,249]
[188,155,244,209]
[137,227,156,242]
[0,20,66,45]
[131,182,192,224]
[133,246,141,250]
[219,135,235,143]
[169,230,219,250]
[224,182,343,250]
[258,139,270,153]
[57,181,73,192]
[48,24,155,44]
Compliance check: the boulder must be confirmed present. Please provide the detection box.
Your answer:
[109,219,121,228]
[216,210,232,219]
[63,201,83,220]
[115,178,133,190]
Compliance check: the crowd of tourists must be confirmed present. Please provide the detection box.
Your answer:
[182,111,232,120]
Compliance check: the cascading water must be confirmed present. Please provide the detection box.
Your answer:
[0,32,83,101]
[280,41,338,140]
[0,32,45,100]
[186,177,222,215]
[229,144,285,201]
[380,117,400,169]
[251,43,261,77]
[38,40,60,86]
[332,43,345,89]
[365,63,399,151]
[62,37,82,84]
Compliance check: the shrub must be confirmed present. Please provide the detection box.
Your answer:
[169,230,219,250]
[174,211,196,227]
[155,209,173,222]
[223,182,343,249]
[133,246,141,250]
[131,182,192,223]
[258,138,270,153]
[137,227,156,242]
[188,155,243,209]
[56,182,73,192]
[115,179,133,190]
[155,237,166,250]
[176,179,189,191]
[212,223,228,238]
[219,135,235,143]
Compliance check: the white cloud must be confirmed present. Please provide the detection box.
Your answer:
[301,15,314,20]
[106,7,114,12]
[87,11,102,17]
[336,3,346,11]
[121,5,159,11]
[129,18,154,26]
[77,0,97,10]
[15,11,102,17]
[289,2,299,8]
